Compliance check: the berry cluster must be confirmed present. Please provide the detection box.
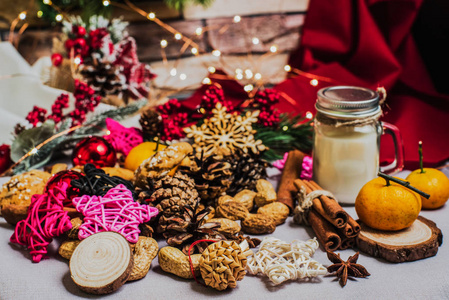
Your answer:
[156,99,188,141]
[252,89,281,127]
[69,80,102,126]
[23,80,100,128]
[200,85,235,115]
[64,25,90,58]
[48,94,70,123]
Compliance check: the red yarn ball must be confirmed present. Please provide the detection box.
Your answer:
[51,53,63,67]
[45,170,84,205]
[72,137,116,168]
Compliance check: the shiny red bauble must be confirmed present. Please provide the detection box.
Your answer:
[72,137,117,168]
[51,53,63,67]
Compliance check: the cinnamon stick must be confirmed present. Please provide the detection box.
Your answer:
[340,237,355,250]
[277,150,305,212]
[294,179,348,229]
[308,209,341,252]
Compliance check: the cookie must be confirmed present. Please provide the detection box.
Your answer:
[0,170,51,215]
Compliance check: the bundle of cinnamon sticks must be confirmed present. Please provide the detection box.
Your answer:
[294,179,360,252]
[276,150,360,252]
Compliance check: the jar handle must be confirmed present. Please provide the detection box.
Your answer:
[380,122,404,174]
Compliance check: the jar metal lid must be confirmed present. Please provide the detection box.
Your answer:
[316,86,380,118]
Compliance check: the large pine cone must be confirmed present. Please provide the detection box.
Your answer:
[139,107,162,140]
[79,58,127,97]
[149,172,200,233]
[226,150,269,196]
[180,151,233,205]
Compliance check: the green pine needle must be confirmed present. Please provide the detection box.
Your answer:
[254,113,313,161]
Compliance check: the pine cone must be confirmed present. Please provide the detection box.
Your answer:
[199,240,247,291]
[179,151,233,205]
[139,107,162,140]
[225,150,269,196]
[163,203,225,254]
[149,172,200,233]
[79,58,127,97]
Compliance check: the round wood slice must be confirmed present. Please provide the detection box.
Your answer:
[69,232,133,294]
[356,216,443,263]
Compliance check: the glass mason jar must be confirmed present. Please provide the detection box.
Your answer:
[312,86,404,205]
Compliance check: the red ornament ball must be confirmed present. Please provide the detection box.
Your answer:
[64,39,74,51]
[51,53,63,67]
[72,137,117,168]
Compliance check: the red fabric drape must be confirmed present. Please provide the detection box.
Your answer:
[279,0,449,168]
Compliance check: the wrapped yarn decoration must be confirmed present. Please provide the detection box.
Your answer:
[10,182,73,263]
[72,136,117,168]
[199,240,249,291]
[70,164,136,198]
[44,170,84,206]
[72,184,158,243]
[103,118,143,156]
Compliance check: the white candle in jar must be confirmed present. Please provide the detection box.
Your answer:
[313,125,379,205]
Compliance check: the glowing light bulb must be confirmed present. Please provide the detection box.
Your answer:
[245,69,253,79]
[252,37,259,45]
[212,50,221,57]
[30,148,38,155]
[55,14,63,22]
[160,39,167,48]
[37,10,43,18]
[180,73,187,80]
[191,48,198,55]
[284,65,291,72]
[74,57,81,65]
[43,0,51,4]
[310,79,319,86]
[254,73,262,80]
[174,33,182,40]
[244,84,254,92]
[202,77,211,84]
[147,12,156,20]
[306,111,313,119]
[195,27,203,35]
[235,73,244,80]
[235,68,243,74]
[282,126,288,131]
[170,68,177,76]
[270,45,277,53]
[233,15,241,23]
[208,66,216,73]
[19,12,26,20]
[102,0,110,6]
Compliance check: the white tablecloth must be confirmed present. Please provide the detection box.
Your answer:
[0,171,448,300]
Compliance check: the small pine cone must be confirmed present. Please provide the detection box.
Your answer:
[139,107,162,140]
[199,240,247,291]
[79,58,127,97]
[149,172,200,233]
[226,150,269,196]
[179,151,233,205]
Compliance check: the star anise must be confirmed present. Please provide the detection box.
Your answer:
[327,251,370,287]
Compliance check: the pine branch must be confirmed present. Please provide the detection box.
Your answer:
[254,113,313,161]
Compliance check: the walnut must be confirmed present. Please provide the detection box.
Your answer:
[216,201,249,221]
[241,214,276,235]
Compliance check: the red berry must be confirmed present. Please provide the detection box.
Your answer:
[77,26,86,37]
[65,39,74,50]
[51,53,63,67]
[74,38,86,48]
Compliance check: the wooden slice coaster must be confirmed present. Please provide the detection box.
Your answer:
[70,232,133,294]
[356,216,443,263]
